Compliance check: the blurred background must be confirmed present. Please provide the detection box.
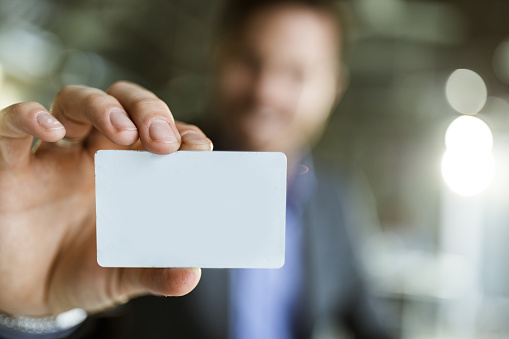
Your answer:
[1,0,509,337]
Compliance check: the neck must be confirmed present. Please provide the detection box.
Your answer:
[199,116,309,177]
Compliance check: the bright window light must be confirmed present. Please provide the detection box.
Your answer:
[442,116,494,196]
[445,115,493,153]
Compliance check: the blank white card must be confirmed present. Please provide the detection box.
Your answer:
[95,150,287,268]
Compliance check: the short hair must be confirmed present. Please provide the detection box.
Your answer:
[215,0,354,63]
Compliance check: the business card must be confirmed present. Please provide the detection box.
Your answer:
[95,150,286,268]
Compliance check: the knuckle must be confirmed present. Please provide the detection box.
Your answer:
[7,101,37,114]
[55,85,77,99]
[83,91,107,109]
[185,125,203,134]
[54,85,87,108]
[4,103,22,121]
[107,80,128,93]
[5,101,42,123]
[131,97,167,113]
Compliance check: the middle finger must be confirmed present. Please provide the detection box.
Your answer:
[106,81,181,155]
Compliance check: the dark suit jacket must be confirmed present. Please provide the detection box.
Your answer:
[72,159,394,339]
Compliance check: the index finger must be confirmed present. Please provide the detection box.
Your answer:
[0,102,65,168]
[106,81,181,155]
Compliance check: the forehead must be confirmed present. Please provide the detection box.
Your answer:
[239,4,340,65]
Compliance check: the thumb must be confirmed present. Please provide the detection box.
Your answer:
[118,267,202,300]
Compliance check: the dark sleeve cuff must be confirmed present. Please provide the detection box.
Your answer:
[0,322,83,339]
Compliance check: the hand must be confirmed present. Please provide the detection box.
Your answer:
[0,81,212,316]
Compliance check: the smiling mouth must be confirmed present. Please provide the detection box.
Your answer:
[242,106,283,119]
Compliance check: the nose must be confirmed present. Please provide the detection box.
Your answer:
[250,68,297,109]
[251,70,279,106]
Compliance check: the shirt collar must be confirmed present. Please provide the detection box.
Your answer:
[286,152,317,212]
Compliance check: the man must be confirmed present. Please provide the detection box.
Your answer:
[107,1,393,338]
[0,0,393,338]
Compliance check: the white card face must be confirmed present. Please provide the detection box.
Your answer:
[95,150,286,268]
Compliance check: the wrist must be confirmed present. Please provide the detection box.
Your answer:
[0,308,87,337]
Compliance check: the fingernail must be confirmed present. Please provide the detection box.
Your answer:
[149,120,178,143]
[36,112,64,131]
[181,131,209,144]
[110,110,137,132]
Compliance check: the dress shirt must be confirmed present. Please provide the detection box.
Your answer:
[229,156,316,339]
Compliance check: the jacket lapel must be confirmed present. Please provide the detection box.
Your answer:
[302,168,356,331]
[187,268,230,338]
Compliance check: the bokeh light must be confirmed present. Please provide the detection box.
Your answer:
[445,69,487,115]
[442,151,494,197]
[0,27,61,80]
[445,115,493,152]
[442,116,494,196]
[493,40,509,84]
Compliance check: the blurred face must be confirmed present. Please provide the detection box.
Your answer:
[214,4,342,156]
